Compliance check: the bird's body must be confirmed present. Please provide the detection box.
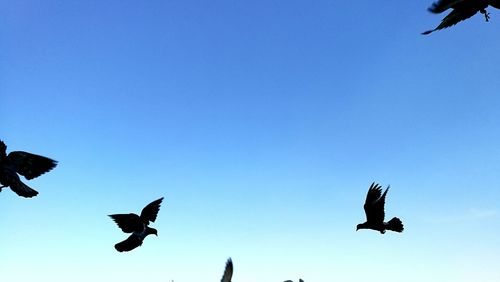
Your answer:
[109,197,164,252]
[357,183,404,234]
[423,0,500,34]
[0,140,57,198]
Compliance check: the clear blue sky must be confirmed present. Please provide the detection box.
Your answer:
[1,1,499,281]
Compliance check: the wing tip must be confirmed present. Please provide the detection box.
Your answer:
[369,182,382,191]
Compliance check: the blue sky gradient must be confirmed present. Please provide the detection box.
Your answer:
[1,1,499,281]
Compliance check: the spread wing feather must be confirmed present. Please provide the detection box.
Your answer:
[221,258,233,282]
[140,197,164,223]
[363,183,387,224]
[109,213,143,233]
[434,8,478,29]
[7,151,57,180]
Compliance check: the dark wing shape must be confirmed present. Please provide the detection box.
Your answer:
[422,7,479,34]
[7,151,57,180]
[115,234,143,252]
[428,0,465,13]
[109,213,143,233]
[0,140,7,155]
[140,197,164,223]
[490,0,500,9]
[221,258,233,282]
[363,183,387,224]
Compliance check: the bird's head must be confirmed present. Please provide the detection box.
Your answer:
[147,227,158,236]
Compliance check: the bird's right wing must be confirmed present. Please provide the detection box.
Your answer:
[7,151,57,180]
[114,234,143,252]
[221,258,233,282]
[427,0,464,13]
[140,197,164,223]
[109,214,143,233]
[422,7,479,34]
[363,183,386,223]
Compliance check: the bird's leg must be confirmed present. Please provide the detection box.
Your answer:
[480,9,490,22]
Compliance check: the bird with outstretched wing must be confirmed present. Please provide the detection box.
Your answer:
[357,182,404,234]
[423,0,500,34]
[0,140,57,198]
[109,197,164,252]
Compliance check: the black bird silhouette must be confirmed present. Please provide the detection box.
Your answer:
[423,0,500,34]
[284,279,304,282]
[221,257,233,282]
[0,140,57,198]
[356,183,404,234]
[109,197,164,252]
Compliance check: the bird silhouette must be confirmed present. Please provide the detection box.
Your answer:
[0,140,57,198]
[284,279,304,282]
[357,182,404,234]
[422,0,500,34]
[109,197,164,252]
[221,257,233,282]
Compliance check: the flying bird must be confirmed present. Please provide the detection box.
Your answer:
[284,280,304,282]
[221,257,233,282]
[0,140,57,198]
[356,183,404,234]
[109,197,164,252]
[422,0,500,34]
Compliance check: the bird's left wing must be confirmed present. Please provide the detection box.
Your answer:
[109,214,143,233]
[140,197,164,223]
[423,6,479,34]
[7,151,57,180]
[363,183,386,223]
[221,258,233,282]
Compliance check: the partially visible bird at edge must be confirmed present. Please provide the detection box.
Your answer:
[221,257,233,282]
[0,140,57,198]
[423,0,500,35]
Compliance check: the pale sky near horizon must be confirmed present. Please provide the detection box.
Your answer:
[1,1,499,281]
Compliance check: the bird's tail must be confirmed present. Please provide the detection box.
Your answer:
[386,217,404,232]
[115,235,143,252]
[10,180,38,198]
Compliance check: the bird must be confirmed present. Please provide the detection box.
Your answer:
[284,280,304,282]
[422,0,500,34]
[356,182,404,234]
[0,140,57,198]
[221,257,233,282]
[109,197,164,252]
